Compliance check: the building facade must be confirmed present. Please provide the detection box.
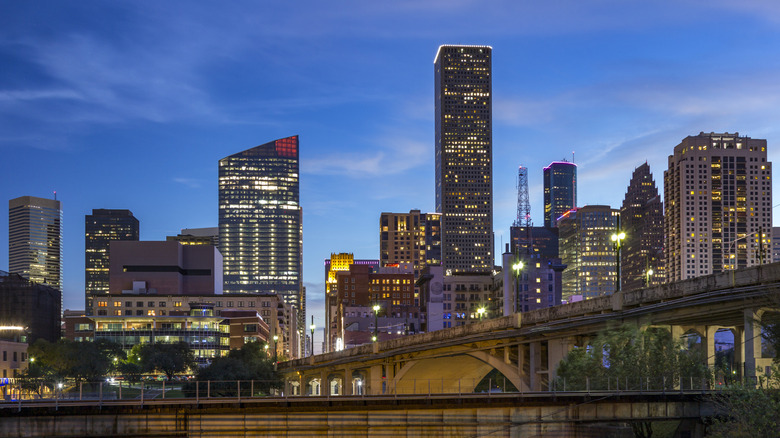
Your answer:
[166,227,219,247]
[558,205,619,301]
[109,241,223,296]
[380,209,441,298]
[9,196,62,290]
[218,136,304,332]
[85,209,139,315]
[620,163,665,291]
[324,254,379,352]
[0,271,61,343]
[664,132,772,282]
[543,161,577,228]
[510,226,559,261]
[434,45,493,274]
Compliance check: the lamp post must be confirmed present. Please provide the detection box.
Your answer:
[512,259,524,313]
[611,231,626,293]
[372,304,380,342]
[310,316,316,357]
[644,268,654,287]
[272,335,278,363]
[476,307,486,321]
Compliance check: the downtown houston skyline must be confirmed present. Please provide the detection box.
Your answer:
[3,2,780,337]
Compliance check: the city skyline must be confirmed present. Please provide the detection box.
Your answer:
[3,2,780,335]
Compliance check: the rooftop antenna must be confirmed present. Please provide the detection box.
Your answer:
[53,191,57,201]
[572,151,575,163]
[513,165,531,227]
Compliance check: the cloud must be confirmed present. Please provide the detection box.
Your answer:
[302,136,428,178]
[172,178,202,189]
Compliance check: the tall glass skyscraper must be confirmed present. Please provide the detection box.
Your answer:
[9,196,62,290]
[434,45,493,274]
[218,136,304,324]
[543,161,577,228]
[85,209,139,314]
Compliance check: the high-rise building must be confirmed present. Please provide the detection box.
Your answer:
[85,209,139,314]
[219,136,304,330]
[543,161,577,228]
[620,163,665,291]
[510,226,559,261]
[664,132,772,282]
[434,45,493,275]
[166,227,219,247]
[558,205,619,301]
[380,209,441,280]
[9,196,62,290]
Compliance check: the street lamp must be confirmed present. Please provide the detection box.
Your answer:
[272,335,279,362]
[372,304,380,342]
[611,231,626,293]
[512,259,524,313]
[645,268,654,287]
[310,317,316,357]
[476,307,486,321]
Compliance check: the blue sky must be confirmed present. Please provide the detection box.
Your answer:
[3,1,780,333]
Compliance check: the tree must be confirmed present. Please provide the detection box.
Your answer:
[187,342,281,396]
[555,326,710,438]
[138,342,196,381]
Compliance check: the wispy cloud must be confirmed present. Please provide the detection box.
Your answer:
[302,136,428,178]
[172,178,202,189]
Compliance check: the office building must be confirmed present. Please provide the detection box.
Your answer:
[558,205,619,301]
[620,163,665,291]
[166,227,219,247]
[509,226,559,261]
[85,209,139,314]
[664,132,772,282]
[324,254,380,352]
[434,45,493,274]
[380,209,441,294]
[543,161,577,228]
[219,136,304,331]
[8,196,62,290]
[773,227,780,263]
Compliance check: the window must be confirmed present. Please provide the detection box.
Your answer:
[227,301,234,307]
[125,310,132,316]
[159,302,166,307]
[174,301,182,307]
[113,302,122,307]
[136,310,143,316]
[148,302,155,307]
[244,324,257,333]
[126,301,132,307]
[136,301,144,307]
[238,301,244,307]
[249,302,255,307]
[97,301,108,307]
[147,310,156,316]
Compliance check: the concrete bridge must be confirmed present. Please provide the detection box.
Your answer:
[0,392,712,437]
[281,263,780,396]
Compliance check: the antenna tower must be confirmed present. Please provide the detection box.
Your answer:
[513,165,531,227]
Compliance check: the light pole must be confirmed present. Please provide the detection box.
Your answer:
[512,259,524,313]
[272,335,278,363]
[644,268,654,287]
[310,316,316,357]
[611,231,626,292]
[476,307,486,321]
[372,304,380,342]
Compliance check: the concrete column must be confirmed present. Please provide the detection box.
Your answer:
[704,326,718,370]
[731,327,744,378]
[502,251,515,316]
[548,337,574,380]
[320,370,329,396]
[529,341,541,391]
[670,325,684,340]
[744,309,761,385]
[344,367,352,395]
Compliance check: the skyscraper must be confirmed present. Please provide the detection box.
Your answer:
[543,160,577,228]
[219,136,304,329]
[664,132,772,282]
[558,205,619,301]
[380,210,441,278]
[9,196,62,290]
[85,209,139,314]
[620,163,664,291]
[434,45,493,274]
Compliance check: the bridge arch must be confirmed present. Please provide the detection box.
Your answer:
[390,350,524,394]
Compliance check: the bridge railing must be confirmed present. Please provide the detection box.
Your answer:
[1,375,732,407]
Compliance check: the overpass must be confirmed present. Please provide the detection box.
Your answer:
[281,263,780,396]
